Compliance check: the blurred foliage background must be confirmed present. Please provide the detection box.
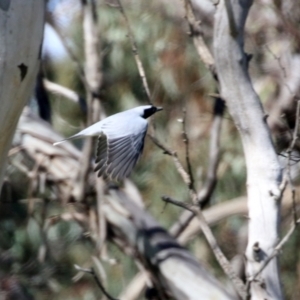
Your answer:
[1,0,300,299]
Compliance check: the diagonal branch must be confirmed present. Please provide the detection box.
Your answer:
[183,0,216,77]
[182,108,195,192]
[49,22,91,96]
[170,97,224,237]
[162,195,247,299]
[168,0,225,238]
[74,265,119,300]
[148,134,193,189]
[43,79,82,104]
[114,0,152,104]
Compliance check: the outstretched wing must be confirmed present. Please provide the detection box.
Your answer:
[94,129,147,181]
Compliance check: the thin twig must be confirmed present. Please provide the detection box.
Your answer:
[183,0,216,77]
[106,3,235,297]
[148,134,192,189]
[50,23,91,95]
[181,108,195,191]
[113,0,152,104]
[264,45,287,78]
[169,0,224,238]
[74,265,119,300]
[162,196,247,299]
[170,98,224,237]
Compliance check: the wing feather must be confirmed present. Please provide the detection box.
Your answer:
[116,152,138,180]
[94,125,147,181]
[95,135,107,164]
[106,150,129,174]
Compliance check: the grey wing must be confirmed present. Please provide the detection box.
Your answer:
[94,129,147,181]
[94,134,108,175]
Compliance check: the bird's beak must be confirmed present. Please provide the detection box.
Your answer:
[156,107,163,112]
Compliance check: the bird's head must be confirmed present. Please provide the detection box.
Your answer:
[136,105,163,119]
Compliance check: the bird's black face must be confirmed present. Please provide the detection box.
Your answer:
[142,106,163,119]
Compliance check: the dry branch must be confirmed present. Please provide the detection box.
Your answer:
[114,0,152,104]
[148,134,193,189]
[167,0,225,240]
[43,79,82,104]
[183,0,216,76]
[170,98,224,237]
[14,110,234,300]
[182,109,195,192]
[47,18,89,93]
[148,94,236,295]
[74,265,119,300]
[162,196,247,299]
[150,112,244,297]
[105,188,233,300]
[108,9,228,296]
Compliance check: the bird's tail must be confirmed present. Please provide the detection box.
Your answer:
[53,133,84,146]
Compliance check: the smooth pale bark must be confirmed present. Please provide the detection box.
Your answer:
[0,0,45,188]
[214,0,283,299]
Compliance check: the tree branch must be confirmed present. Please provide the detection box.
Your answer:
[181,108,195,192]
[48,22,91,96]
[162,195,247,299]
[168,0,225,239]
[183,0,216,77]
[43,79,82,104]
[169,98,224,237]
[105,188,232,299]
[113,0,152,104]
[148,134,193,190]
[74,265,119,300]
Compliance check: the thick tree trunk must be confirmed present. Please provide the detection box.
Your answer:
[0,0,45,188]
[214,0,283,299]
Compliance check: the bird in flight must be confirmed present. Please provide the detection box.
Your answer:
[54,105,162,181]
